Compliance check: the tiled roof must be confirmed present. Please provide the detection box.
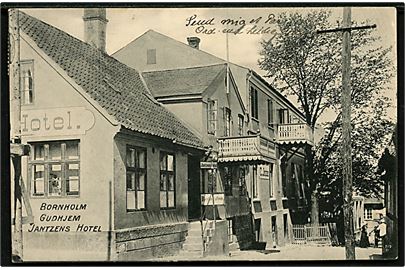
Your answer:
[17,11,204,149]
[142,64,226,98]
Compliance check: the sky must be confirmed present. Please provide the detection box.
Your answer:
[21,6,397,122]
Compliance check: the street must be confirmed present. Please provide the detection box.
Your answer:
[157,245,383,261]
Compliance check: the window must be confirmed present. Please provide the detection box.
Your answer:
[238,115,244,136]
[30,140,79,197]
[269,164,274,198]
[250,87,259,119]
[253,165,258,198]
[268,99,274,128]
[223,166,232,196]
[224,107,232,137]
[160,152,175,208]
[147,49,156,64]
[239,166,247,196]
[21,60,34,105]
[364,208,372,220]
[207,99,218,135]
[278,109,289,124]
[126,146,146,211]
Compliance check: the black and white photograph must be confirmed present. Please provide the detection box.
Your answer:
[2,3,402,264]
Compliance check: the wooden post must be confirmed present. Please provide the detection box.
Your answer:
[341,7,355,260]
[316,7,376,260]
[9,9,24,262]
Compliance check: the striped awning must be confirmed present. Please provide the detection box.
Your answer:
[218,155,272,164]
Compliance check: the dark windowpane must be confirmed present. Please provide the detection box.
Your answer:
[160,174,167,191]
[49,143,62,160]
[126,148,135,167]
[66,141,79,159]
[168,174,175,191]
[138,150,145,168]
[34,145,45,160]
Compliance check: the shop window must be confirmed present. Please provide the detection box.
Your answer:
[207,99,218,135]
[147,49,156,64]
[250,86,259,119]
[160,152,175,208]
[237,114,244,136]
[223,166,232,196]
[224,107,232,137]
[126,146,146,211]
[29,140,80,197]
[20,60,34,105]
[364,208,372,220]
[267,99,274,128]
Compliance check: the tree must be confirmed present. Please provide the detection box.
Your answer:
[258,10,395,226]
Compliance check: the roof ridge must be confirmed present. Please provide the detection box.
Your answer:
[18,10,204,149]
[142,63,226,74]
[114,28,225,63]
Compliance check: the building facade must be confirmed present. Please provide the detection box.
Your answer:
[12,10,205,261]
[114,30,314,250]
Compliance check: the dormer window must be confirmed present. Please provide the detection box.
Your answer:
[21,60,34,105]
[147,49,156,65]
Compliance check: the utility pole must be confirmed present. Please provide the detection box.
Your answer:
[341,7,355,260]
[317,7,376,260]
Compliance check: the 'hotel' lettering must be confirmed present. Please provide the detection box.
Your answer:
[22,111,74,133]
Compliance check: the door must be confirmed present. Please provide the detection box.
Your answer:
[272,216,278,246]
[188,155,201,221]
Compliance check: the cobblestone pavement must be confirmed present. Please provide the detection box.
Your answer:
[156,245,382,261]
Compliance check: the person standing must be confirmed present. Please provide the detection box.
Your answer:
[359,224,370,248]
[379,218,387,248]
[370,224,380,248]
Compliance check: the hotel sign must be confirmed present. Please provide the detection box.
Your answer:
[21,107,95,137]
[259,165,270,179]
[201,193,225,205]
[200,161,217,169]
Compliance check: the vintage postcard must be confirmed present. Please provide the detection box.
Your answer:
[3,3,401,264]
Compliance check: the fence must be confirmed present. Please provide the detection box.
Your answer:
[292,224,332,245]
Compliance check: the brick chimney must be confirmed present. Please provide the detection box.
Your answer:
[83,8,108,52]
[187,37,200,49]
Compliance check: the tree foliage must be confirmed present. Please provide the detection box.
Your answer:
[258,10,395,222]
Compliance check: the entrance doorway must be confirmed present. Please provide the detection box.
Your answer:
[272,216,278,246]
[188,155,201,221]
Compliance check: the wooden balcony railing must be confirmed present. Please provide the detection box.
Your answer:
[277,123,314,145]
[217,135,275,162]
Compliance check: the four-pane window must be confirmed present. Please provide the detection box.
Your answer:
[126,146,147,211]
[160,152,175,208]
[30,140,80,197]
[21,60,34,105]
[208,99,218,135]
[238,115,244,136]
[224,107,232,137]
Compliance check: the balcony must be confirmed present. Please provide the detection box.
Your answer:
[217,135,276,163]
[277,123,314,145]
